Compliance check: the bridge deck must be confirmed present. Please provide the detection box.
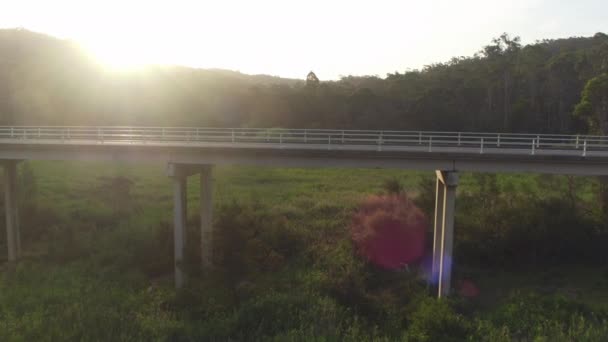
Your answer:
[1,127,607,175]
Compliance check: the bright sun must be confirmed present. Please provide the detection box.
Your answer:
[82,38,166,70]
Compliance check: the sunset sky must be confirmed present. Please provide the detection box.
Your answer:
[1,0,607,79]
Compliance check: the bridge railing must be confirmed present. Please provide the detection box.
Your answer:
[1,126,607,156]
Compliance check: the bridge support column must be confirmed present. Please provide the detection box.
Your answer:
[167,163,214,288]
[3,161,20,262]
[431,170,458,298]
[171,172,187,289]
[200,166,213,270]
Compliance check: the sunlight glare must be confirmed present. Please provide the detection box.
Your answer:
[82,37,163,70]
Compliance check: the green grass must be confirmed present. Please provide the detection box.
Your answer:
[1,160,608,340]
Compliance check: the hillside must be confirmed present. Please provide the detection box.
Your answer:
[0,29,607,133]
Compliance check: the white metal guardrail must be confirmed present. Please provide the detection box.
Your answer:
[0,126,607,156]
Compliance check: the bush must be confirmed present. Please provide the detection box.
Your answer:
[0,263,180,341]
[212,200,308,284]
[382,178,403,195]
[470,292,608,341]
[404,297,470,341]
[454,174,604,267]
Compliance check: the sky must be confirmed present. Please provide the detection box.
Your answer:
[1,0,607,80]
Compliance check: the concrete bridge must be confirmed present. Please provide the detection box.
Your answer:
[2,126,608,298]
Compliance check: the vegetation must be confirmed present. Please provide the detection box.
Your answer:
[0,162,607,340]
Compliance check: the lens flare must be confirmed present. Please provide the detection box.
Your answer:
[351,194,428,270]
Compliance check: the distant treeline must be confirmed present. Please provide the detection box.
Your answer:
[1,29,607,133]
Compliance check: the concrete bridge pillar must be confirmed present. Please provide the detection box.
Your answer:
[3,161,20,262]
[200,166,213,271]
[171,171,187,288]
[431,170,458,298]
[167,163,214,288]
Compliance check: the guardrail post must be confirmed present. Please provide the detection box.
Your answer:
[575,135,579,149]
[536,135,540,148]
[583,139,587,157]
[531,139,535,155]
[497,134,500,147]
[279,133,282,146]
[342,131,345,144]
[304,130,307,143]
[162,128,165,141]
[428,136,433,152]
[231,129,235,143]
[419,132,422,145]
[480,138,484,154]
[458,132,461,146]
[328,134,331,150]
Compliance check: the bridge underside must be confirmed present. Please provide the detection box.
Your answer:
[1,142,608,176]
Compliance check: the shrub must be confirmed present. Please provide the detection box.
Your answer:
[470,292,608,341]
[404,297,470,341]
[212,200,307,284]
[382,178,403,195]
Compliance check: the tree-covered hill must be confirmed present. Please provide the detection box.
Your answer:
[1,28,607,133]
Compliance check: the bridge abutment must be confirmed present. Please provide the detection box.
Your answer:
[167,163,214,288]
[3,161,20,262]
[432,170,458,298]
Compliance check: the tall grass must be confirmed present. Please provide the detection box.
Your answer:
[1,161,608,339]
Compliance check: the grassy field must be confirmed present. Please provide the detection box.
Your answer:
[1,161,608,340]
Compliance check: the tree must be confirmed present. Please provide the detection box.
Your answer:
[575,73,608,134]
[575,73,608,224]
[306,71,319,88]
[480,33,522,131]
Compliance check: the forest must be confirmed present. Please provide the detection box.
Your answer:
[1,29,607,134]
[1,29,608,340]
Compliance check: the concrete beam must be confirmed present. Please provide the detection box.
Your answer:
[434,170,458,298]
[3,161,19,262]
[200,166,213,270]
[6,143,608,175]
[167,163,208,178]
